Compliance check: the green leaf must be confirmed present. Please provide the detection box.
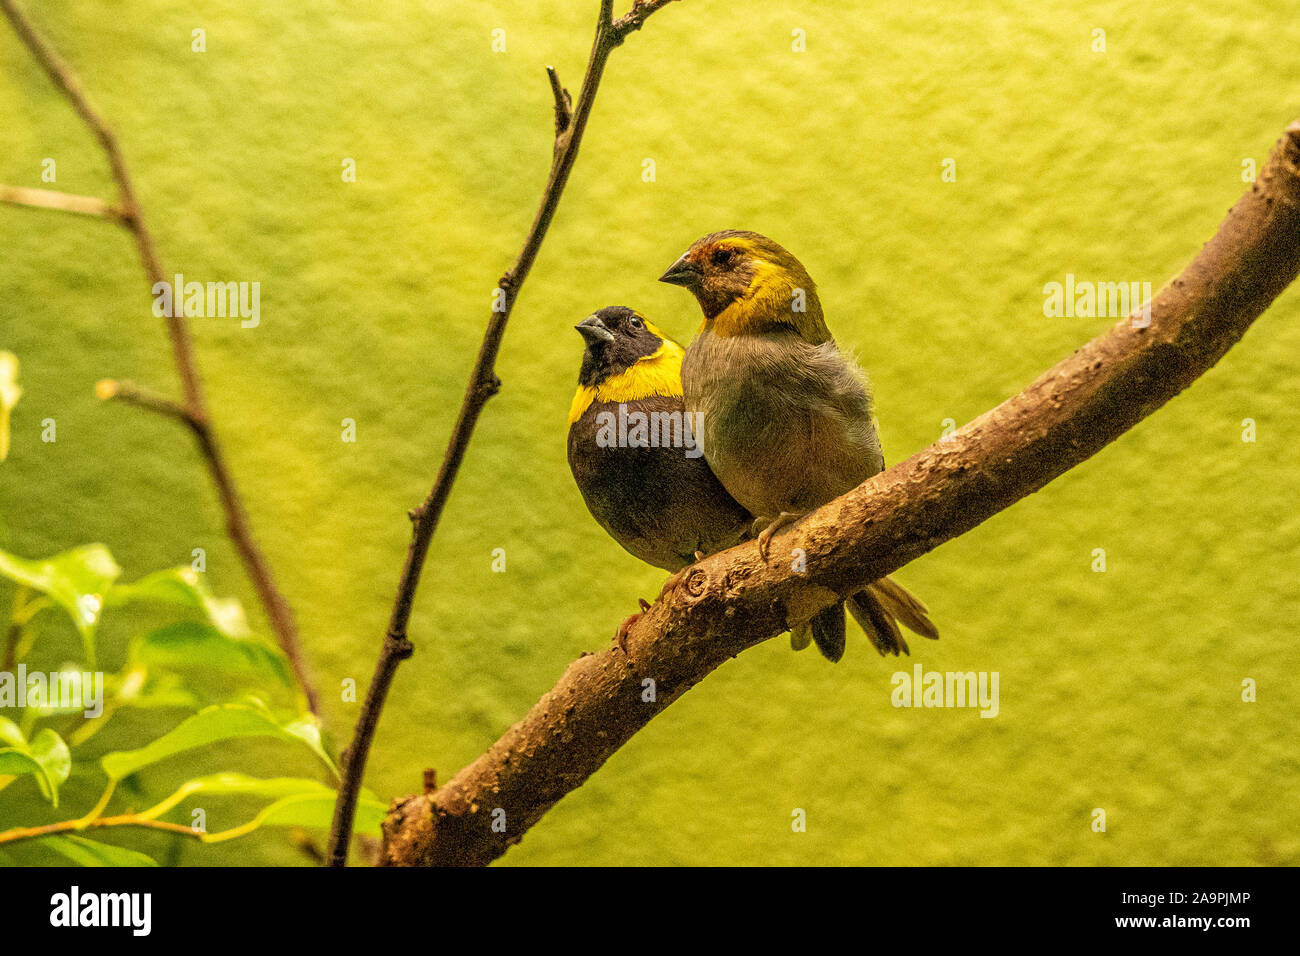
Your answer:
[230,791,386,837]
[28,728,71,793]
[0,723,70,806]
[107,567,249,637]
[20,664,103,716]
[0,351,19,461]
[66,671,202,749]
[0,716,23,748]
[151,774,383,841]
[280,714,332,769]
[166,771,338,802]
[109,667,200,711]
[100,700,336,780]
[38,835,158,867]
[0,749,45,784]
[0,544,121,664]
[130,621,292,689]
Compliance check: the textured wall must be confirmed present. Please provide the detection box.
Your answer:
[1,1,1296,865]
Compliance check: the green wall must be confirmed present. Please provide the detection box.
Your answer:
[1,1,1296,865]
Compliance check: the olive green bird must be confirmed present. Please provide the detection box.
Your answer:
[659,230,938,662]
[567,306,753,640]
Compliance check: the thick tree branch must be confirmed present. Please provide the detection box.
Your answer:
[325,0,681,866]
[1,0,318,713]
[379,120,1300,866]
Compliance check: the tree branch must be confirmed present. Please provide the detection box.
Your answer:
[0,815,201,846]
[546,66,573,137]
[612,0,679,40]
[1,0,318,714]
[95,379,197,430]
[378,120,1300,866]
[325,0,681,866]
[0,184,121,220]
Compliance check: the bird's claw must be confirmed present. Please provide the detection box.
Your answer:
[755,511,804,562]
[615,598,653,653]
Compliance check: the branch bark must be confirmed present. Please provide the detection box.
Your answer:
[1,0,318,713]
[379,120,1300,866]
[325,0,681,866]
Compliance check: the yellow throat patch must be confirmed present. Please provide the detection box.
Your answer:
[568,328,684,425]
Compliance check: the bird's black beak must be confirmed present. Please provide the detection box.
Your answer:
[575,315,615,346]
[658,254,703,288]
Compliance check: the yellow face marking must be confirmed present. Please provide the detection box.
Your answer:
[568,323,684,425]
[703,249,829,344]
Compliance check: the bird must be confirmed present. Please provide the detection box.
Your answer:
[567,306,753,644]
[659,229,939,662]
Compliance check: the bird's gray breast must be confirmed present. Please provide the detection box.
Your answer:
[681,330,884,517]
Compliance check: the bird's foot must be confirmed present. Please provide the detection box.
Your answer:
[755,511,806,562]
[615,598,653,653]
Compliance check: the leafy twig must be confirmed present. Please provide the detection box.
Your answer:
[0,0,318,713]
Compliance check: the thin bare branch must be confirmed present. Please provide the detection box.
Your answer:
[546,66,573,137]
[0,0,200,409]
[379,120,1300,866]
[95,379,196,429]
[613,0,679,40]
[1,0,318,714]
[0,184,120,220]
[326,0,681,867]
[0,814,201,846]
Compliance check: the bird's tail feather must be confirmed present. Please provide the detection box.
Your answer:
[809,603,846,662]
[870,576,939,640]
[846,576,939,657]
[792,577,937,661]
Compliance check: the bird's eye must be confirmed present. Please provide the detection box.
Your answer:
[711,247,733,267]
[629,316,644,330]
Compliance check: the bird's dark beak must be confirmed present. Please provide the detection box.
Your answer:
[658,254,703,288]
[575,315,615,345]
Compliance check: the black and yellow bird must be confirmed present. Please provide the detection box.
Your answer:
[659,230,938,662]
[567,306,752,639]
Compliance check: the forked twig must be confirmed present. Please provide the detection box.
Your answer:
[326,0,681,867]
